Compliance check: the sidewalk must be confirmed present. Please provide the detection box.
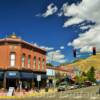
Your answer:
[0,88,57,99]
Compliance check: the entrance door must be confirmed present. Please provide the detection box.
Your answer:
[6,79,17,89]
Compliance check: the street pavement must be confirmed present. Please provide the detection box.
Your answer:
[0,86,100,100]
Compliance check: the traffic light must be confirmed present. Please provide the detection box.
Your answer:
[73,49,76,58]
[92,47,96,55]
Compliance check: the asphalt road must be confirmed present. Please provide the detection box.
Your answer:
[0,85,100,100]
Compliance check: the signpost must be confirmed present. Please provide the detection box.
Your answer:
[7,87,15,96]
[37,75,41,91]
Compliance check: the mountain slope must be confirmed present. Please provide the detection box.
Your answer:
[69,53,100,72]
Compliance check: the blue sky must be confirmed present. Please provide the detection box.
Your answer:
[0,0,100,65]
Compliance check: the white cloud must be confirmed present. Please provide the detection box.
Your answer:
[33,43,39,47]
[42,3,58,17]
[61,0,100,25]
[80,25,93,30]
[61,0,100,52]
[47,50,66,63]
[32,43,54,51]
[40,46,54,51]
[68,25,100,52]
[63,17,83,27]
[60,46,64,49]
[37,0,100,52]
[67,42,72,46]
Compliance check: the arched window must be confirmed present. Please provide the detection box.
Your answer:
[10,52,16,67]
[38,58,41,70]
[22,54,25,67]
[28,55,31,68]
[33,56,36,69]
[42,59,45,70]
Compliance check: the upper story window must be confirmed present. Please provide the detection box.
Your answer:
[33,56,36,69]
[10,52,16,67]
[28,55,31,68]
[42,59,45,70]
[38,58,41,70]
[22,54,25,67]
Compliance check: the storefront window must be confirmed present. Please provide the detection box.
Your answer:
[28,55,31,68]
[42,59,45,70]
[38,58,40,70]
[33,56,36,69]
[22,54,25,67]
[10,52,16,67]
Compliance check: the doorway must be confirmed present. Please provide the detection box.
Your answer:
[6,79,17,89]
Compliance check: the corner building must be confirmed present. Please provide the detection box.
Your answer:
[0,34,47,89]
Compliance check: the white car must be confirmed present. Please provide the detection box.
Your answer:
[67,85,79,90]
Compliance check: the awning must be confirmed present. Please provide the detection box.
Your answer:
[20,72,34,79]
[6,71,20,79]
[34,74,48,79]
[0,71,4,79]
[41,74,48,79]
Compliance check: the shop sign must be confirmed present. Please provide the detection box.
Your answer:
[9,72,17,76]
[37,75,41,81]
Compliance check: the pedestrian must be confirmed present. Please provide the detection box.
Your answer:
[19,81,22,91]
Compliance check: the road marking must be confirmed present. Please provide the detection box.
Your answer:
[74,96,82,99]
[90,96,98,100]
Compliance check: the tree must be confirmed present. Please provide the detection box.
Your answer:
[46,63,53,67]
[75,75,87,84]
[87,66,96,82]
[60,62,70,66]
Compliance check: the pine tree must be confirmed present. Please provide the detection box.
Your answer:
[87,67,96,82]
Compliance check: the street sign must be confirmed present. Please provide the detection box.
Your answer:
[37,75,41,81]
[37,75,41,91]
[7,87,14,96]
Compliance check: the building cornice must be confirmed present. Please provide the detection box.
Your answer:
[0,38,46,53]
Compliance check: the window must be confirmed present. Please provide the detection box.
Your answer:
[33,57,36,69]
[42,59,45,70]
[22,54,25,67]
[28,55,31,68]
[38,58,41,70]
[10,53,16,67]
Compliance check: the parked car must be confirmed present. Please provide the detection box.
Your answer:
[57,82,67,92]
[84,81,92,87]
[67,85,74,90]
[67,84,80,90]
[92,83,97,86]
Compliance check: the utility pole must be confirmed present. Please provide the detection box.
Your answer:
[51,52,56,90]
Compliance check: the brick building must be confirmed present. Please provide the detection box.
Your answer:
[0,34,47,89]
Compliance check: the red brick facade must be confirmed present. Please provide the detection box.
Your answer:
[0,35,46,72]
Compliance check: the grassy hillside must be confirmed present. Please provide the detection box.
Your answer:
[69,53,100,72]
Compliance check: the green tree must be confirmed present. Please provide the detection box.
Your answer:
[60,62,70,66]
[46,63,53,67]
[75,75,87,84]
[87,66,96,82]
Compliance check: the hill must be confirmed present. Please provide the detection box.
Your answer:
[68,53,100,72]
